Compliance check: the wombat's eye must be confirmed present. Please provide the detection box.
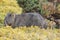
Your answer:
[9,14,12,16]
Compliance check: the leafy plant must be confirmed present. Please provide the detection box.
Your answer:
[17,0,47,13]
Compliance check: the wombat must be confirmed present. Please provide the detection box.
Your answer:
[4,12,48,28]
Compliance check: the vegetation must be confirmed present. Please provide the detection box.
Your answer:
[0,0,60,40]
[17,0,60,18]
[17,0,47,13]
[0,26,60,40]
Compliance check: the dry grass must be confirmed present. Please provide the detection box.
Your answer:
[0,26,60,40]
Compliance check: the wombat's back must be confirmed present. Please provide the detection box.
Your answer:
[21,13,47,28]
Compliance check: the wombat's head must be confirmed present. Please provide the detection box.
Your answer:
[4,12,16,26]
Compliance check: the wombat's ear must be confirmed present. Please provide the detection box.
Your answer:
[12,13,16,18]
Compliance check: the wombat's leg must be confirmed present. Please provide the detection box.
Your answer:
[41,24,47,29]
[11,18,19,28]
[11,21,17,28]
[4,20,8,26]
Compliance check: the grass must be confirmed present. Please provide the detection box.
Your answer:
[0,26,60,40]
